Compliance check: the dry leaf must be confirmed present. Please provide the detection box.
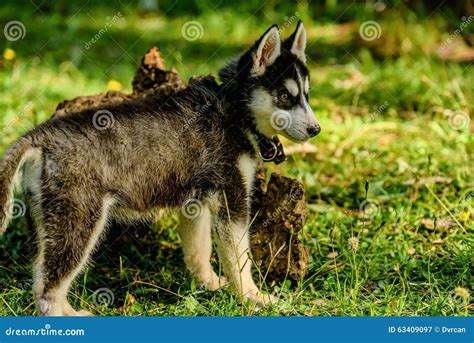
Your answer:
[421,217,457,230]
[312,299,327,306]
[128,294,136,305]
[436,218,457,229]
[421,218,435,229]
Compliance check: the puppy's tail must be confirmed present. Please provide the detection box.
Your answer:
[0,135,34,234]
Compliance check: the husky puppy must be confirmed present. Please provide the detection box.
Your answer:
[0,21,319,316]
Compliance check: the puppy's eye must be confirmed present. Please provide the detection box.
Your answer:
[279,92,289,101]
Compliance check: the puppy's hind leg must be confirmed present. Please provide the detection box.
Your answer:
[33,193,114,316]
[179,203,227,291]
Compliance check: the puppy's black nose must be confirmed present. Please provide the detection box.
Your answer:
[307,125,321,137]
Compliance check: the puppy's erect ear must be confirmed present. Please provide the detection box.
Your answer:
[283,20,307,63]
[251,25,281,76]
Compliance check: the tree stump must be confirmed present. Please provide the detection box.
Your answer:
[52,47,309,282]
[251,165,308,282]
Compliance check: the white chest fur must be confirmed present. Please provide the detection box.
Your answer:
[237,154,257,197]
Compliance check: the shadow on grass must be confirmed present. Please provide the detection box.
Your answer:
[0,214,188,307]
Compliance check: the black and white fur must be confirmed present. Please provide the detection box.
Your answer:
[0,21,319,315]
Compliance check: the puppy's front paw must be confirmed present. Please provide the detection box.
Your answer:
[200,274,229,291]
[243,289,277,307]
[63,302,94,316]
[75,309,94,316]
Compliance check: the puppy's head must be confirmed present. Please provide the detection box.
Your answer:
[238,21,320,142]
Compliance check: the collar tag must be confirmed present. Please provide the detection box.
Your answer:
[254,132,287,165]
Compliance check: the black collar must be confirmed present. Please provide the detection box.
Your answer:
[252,129,287,164]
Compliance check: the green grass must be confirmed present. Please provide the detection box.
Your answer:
[0,1,472,316]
